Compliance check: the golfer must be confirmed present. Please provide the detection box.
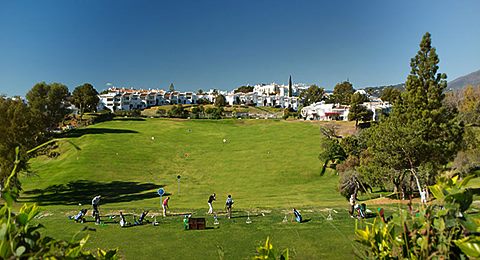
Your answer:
[349,194,356,217]
[225,194,234,219]
[208,193,216,214]
[92,195,101,217]
[162,197,170,217]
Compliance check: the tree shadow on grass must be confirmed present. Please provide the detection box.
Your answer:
[60,128,139,138]
[21,180,165,206]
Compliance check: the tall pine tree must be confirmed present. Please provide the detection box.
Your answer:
[288,75,293,97]
[361,32,463,194]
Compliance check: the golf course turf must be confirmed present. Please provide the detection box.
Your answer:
[21,118,362,259]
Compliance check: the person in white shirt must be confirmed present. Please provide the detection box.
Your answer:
[92,195,101,217]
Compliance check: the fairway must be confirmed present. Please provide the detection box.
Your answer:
[20,118,358,259]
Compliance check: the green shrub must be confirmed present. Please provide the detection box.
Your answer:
[355,175,480,259]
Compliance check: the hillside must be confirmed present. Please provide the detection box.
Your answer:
[23,119,345,209]
[361,83,405,97]
[20,119,358,259]
[448,69,480,90]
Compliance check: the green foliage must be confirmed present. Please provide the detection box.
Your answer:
[340,135,365,158]
[357,32,463,193]
[348,93,373,128]
[190,105,204,119]
[234,86,254,94]
[282,108,290,120]
[0,203,118,259]
[196,97,211,105]
[458,85,480,125]
[169,83,175,92]
[210,107,224,119]
[214,94,227,107]
[26,82,70,129]
[350,92,369,104]
[318,127,346,175]
[168,104,188,118]
[380,87,402,104]
[114,109,141,118]
[332,81,355,105]
[200,106,225,119]
[253,237,288,260]
[355,175,480,259]
[0,97,41,193]
[72,83,100,118]
[299,85,325,106]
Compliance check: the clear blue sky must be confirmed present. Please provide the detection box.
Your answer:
[1,0,479,96]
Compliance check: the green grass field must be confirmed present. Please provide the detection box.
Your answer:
[20,118,364,259]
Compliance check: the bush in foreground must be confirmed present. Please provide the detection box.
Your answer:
[355,175,480,258]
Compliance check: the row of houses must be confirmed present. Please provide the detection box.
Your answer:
[97,82,308,112]
[97,84,392,122]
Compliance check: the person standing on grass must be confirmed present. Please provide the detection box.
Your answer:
[119,211,127,227]
[91,195,101,217]
[162,197,170,217]
[349,194,356,217]
[225,194,234,219]
[208,193,216,214]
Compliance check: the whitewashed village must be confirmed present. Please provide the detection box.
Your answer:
[96,78,393,121]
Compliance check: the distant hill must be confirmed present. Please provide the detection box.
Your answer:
[360,83,405,97]
[448,69,480,90]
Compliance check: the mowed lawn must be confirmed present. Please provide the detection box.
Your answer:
[20,118,360,259]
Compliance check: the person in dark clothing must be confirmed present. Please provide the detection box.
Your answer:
[135,211,149,225]
[208,193,216,214]
[225,195,234,219]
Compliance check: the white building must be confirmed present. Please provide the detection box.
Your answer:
[97,81,309,112]
[98,87,168,112]
[301,102,349,121]
[300,100,392,121]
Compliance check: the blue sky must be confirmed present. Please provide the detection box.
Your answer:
[1,0,479,96]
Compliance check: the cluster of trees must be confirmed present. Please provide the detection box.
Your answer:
[379,86,402,104]
[299,85,325,106]
[320,33,466,200]
[234,85,254,93]
[313,31,480,259]
[0,82,100,193]
[299,81,356,107]
[164,97,226,119]
[445,84,480,126]
[445,85,480,175]
[299,82,375,126]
